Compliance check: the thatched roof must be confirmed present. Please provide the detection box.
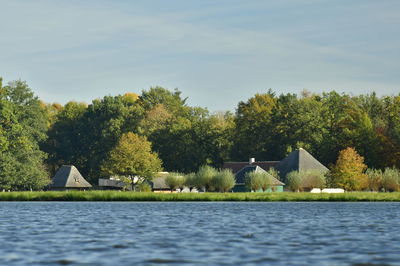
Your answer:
[277,148,329,181]
[223,161,280,173]
[235,165,284,186]
[50,165,92,188]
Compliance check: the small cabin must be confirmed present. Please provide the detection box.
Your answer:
[49,165,92,190]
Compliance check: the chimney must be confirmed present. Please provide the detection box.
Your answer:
[249,158,255,164]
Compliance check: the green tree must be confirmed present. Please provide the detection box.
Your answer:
[269,93,325,160]
[149,108,227,172]
[74,95,143,182]
[138,87,188,116]
[44,101,87,174]
[0,79,50,190]
[101,132,162,190]
[231,92,277,160]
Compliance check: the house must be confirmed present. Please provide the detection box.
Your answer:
[223,159,279,173]
[151,176,173,193]
[223,148,329,191]
[49,165,92,190]
[276,148,329,183]
[233,165,284,192]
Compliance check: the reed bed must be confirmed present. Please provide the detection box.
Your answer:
[0,191,400,201]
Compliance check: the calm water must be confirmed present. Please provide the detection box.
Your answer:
[0,202,400,265]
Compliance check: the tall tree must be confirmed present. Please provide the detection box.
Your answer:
[330,147,368,191]
[231,91,277,160]
[44,101,87,174]
[101,132,162,190]
[0,79,50,190]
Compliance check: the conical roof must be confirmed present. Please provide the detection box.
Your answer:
[277,148,329,181]
[235,165,284,185]
[50,165,92,188]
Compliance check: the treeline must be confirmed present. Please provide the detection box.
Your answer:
[1,77,400,190]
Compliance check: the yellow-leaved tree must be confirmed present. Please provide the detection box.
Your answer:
[330,147,368,191]
[102,132,162,190]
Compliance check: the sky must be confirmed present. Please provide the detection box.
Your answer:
[0,0,399,111]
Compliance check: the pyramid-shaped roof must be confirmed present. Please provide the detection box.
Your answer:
[50,165,92,188]
[277,148,329,181]
[235,165,284,185]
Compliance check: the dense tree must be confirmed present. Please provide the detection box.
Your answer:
[44,101,87,174]
[138,87,188,116]
[148,107,229,172]
[330,147,368,191]
[0,79,50,190]
[231,92,276,160]
[269,93,325,159]
[101,132,162,190]
[46,94,145,183]
[4,75,400,193]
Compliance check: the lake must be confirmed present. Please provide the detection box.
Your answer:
[0,202,399,265]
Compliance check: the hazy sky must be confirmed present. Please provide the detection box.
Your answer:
[1,0,399,111]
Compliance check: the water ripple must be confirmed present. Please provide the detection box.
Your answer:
[1,202,400,265]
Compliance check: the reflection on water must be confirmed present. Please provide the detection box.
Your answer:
[0,202,400,265]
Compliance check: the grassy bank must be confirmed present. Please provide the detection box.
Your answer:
[1,191,400,201]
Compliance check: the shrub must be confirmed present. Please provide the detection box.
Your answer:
[137,182,152,192]
[184,172,197,191]
[211,169,236,192]
[366,168,383,191]
[382,168,400,192]
[286,171,302,192]
[195,165,218,192]
[245,171,263,191]
[301,170,326,189]
[245,171,273,192]
[260,174,272,192]
[165,172,185,192]
[267,168,280,181]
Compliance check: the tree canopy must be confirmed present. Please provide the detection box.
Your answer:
[101,132,162,179]
[0,79,50,190]
[2,76,400,191]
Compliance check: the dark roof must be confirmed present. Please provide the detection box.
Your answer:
[235,165,284,186]
[223,161,280,174]
[277,148,329,181]
[98,179,126,188]
[50,165,92,188]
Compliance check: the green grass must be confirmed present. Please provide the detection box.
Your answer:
[0,191,400,201]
